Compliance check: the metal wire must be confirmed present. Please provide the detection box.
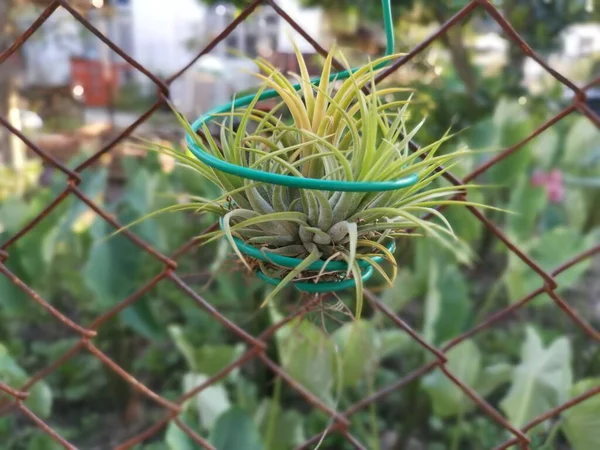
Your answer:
[0,0,598,449]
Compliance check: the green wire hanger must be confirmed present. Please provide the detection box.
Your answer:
[186,0,418,193]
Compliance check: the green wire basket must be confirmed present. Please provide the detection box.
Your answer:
[187,0,417,292]
[220,217,396,293]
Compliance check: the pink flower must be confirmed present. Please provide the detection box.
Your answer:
[531,169,565,204]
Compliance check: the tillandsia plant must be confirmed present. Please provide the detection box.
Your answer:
[144,46,498,318]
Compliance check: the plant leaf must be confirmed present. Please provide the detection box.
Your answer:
[333,319,380,387]
[210,407,265,450]
[422,340,481,418]
[165,420,200,450]
[274,318,336,404]
[183,373,231,431]
[500,326,572,429]
[0,344,52,418]
[254,399,305,450]
[562,378,600,450]
[475,363,513,398]
[423,263,472,346]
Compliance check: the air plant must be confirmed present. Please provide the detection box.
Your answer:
[146,46,497,318]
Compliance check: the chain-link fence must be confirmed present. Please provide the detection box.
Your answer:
[0,0,599,449]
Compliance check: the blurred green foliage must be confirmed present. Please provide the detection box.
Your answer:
[1,0,600,447]
[0,94,598,448]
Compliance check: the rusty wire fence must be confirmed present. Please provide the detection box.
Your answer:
[0,0,599,449]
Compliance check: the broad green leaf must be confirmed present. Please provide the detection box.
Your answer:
[443,202,483,243]
[183,373,231,431]
[210,408,265,450]
[168,326,197,371]
[506,176,547,242]
[120,299,164,341]
[84,221,140,308]
[333,320,379,387]
[486,99,534,186]
[169,327,245,377]
[465,118,495,150]
[531,127,559,169]
[65,169,108,234]
[275,318,336,404]
[564,187,591,232]
[27,432,65,450]
[500,327,572,429]
[562,378,600,450]
[504,227,595,301]
[475,363,513,398]
[379,329,411,358]
[165,418,200,450]
[379,269,416,314]
[424,263,472,346]
[193,344,246,379]
[13,199,64,282]
[0,268,29,315]
[0,196,29,237]
[422,340,481,418]
[122,168,160,215]
[254,399,305,450]
[563,117,600,167]
[0,344,52,418]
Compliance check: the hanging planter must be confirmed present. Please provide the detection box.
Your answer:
[147,0,496,318]
[219,216,397,293]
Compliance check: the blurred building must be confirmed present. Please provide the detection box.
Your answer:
[170,1,324,120]
[19,0,135,110]
[562,23,600,58]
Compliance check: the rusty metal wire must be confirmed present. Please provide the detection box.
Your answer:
[1,0,599,449]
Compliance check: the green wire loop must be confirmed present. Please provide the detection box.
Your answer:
[257,265,375,293]
[223,216,396,293]
[186,0,419,193]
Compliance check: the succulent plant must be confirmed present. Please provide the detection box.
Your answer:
[146,46,497,317]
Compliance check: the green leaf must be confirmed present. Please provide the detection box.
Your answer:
[169,326,245,376]
[562,378,600,450]
[275,318,336,404]
[27,432,66,450]
[0,344,52,418]
[0,269,29,315]
[443,202,484,243]
[165,420,200,450]
[475,363,513,398]
[379,269,416,314]
[486,100,534,186]
[168,326,197,371]
[504,227,595,302]
[500,327,572,429]
[183,373,231,431]
[0,196,30,237]
[379,329,411,358]
[83,221,141,308]
[210,408,265,450]
[120,299,164,341]
[254,399,305,450]
[422,340,481,418]
[333,320,379,387]
[531,127,559,169]
[563,117,600,167]
[506,176,547,242]
[423,263,472,346]
[65,169,107,234]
